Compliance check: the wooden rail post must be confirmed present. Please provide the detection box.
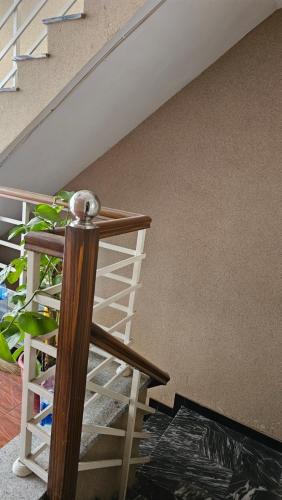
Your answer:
[45,191,101,500]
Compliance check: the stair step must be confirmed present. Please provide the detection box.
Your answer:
[42,13,85,25]
[0,352,150,500]
[0,87,19,93]
[13,54,49,62]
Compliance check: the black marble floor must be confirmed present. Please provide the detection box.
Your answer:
[128,407,282,499]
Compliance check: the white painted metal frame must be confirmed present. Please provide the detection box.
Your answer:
[31,230,147,348]
[0,0,80,89]
[0,199,31,271]
[0,198,146,343]
[119,368,141,500]
[19,251,41,470]
[17,247,153,496]
[0,192,151,496]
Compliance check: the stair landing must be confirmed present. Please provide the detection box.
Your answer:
[130,406,282,499]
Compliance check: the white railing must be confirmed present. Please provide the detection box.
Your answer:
[15,245,153,499]
[26,233,146,346]
[0,0,81,89]
[0,190,154,497]
[0,196,146,347]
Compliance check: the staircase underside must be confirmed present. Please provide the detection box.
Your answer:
[0,0,280,206]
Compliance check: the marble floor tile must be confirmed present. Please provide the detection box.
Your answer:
[227,438,282,499]
[139,411,173,456]
[137,407,233,499]
[129,406,282,500]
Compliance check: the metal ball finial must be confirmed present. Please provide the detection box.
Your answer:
[69,190,101,228]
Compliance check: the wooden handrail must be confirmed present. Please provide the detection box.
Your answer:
[53,215,152,239]
[24,213,151,256]
[25,232,65,258]
[0,186,67,207]
[0,186,151,243]
[0,186,147,220]
[90,323,170,388]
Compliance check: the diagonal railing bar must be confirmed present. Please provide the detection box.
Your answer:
[0,65,18,89]
[90,323,170,388]
[0,0,22,31]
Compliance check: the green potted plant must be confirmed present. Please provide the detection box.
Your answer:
[0,190,74,376]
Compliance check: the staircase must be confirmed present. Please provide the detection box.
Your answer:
[0,0,147,157]
[0,187,170,499]
[0,0,279,204]
[0,352,151,500]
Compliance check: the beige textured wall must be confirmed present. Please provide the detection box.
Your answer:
[66,11,282,440]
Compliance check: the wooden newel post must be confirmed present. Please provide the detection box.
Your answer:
[46,191,101,500]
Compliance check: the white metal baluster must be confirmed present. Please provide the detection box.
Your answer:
[119,368,141,500]
[0,0,22,31]
[12,0,20,87]
[19,201,31,285]
[13,251,40,477]
[116,230,146,375]
[124,229,146,344]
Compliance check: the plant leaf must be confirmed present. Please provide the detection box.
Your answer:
[11,290,26,305]
[27,216,42,227]
[8,224,26,241]
[0,265,11,285]
[6,257,26,285]
[6,332,22,350]
[40,254,50,266]
[16,284,26,292]
[29,220,51,232]
[18,312,57,336]
[0,321,19,335]
[36,359,41,377]
[1,314,16,323]
[0,320,20,350]
[52,274,62,286]
[12,345,24,362]
[0,332,14,363]
[34,204,61,223]
[0,321,23,351]
[56,190,75,203]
